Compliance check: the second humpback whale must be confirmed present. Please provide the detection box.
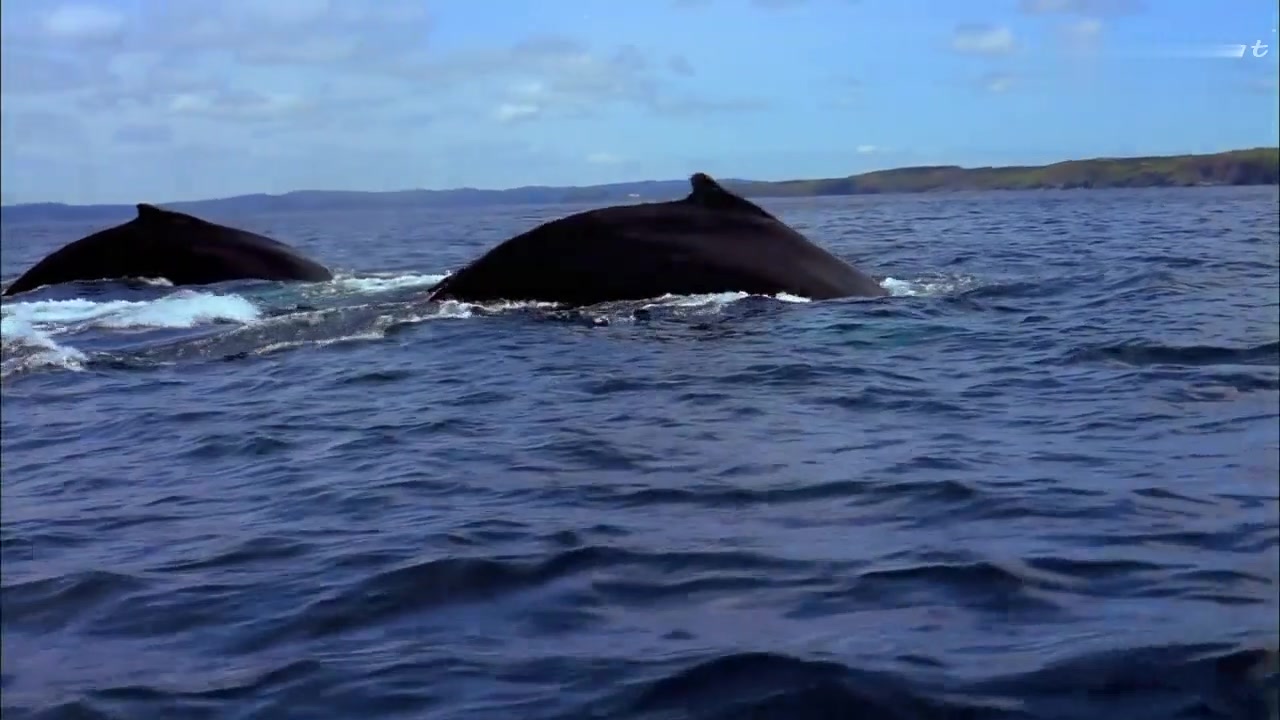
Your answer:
[2,203,334,297]
[425,173,888,307]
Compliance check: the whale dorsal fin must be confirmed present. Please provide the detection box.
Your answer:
[684,172,775,219]
[136,203,196,226]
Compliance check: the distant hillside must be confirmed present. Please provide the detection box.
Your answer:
[3,148,1276,224]
[740,147,1280,198]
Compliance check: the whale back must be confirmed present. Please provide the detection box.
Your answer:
[425,172,887,305]
[2,203,332,296]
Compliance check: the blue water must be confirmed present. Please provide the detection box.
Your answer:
[2,187,1277,720]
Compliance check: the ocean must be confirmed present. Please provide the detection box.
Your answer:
[1,186,1277,719]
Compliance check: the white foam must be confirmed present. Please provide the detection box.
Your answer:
[0,270,962,378]
[427,298,562,317]
[0,290,262,378]
[641,291,814,311]
[880,276,976,297]
[0,314,88,377]
[247,297,560,356]
[254,331,390,356]
[0,269,446,351]
[317,272,448,296]
[1,291,261,333]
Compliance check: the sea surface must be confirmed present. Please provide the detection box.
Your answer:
[1,186,1278,720]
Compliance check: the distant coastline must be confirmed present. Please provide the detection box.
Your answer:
[3,147,1276,223]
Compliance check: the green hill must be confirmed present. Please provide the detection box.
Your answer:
[3,148,1276,223]
[731,147,1280,197]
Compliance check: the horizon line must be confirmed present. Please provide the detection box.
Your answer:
[3,145,1277,210]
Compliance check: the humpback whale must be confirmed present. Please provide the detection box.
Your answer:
[2,203,334,297]
[425,173,888,307]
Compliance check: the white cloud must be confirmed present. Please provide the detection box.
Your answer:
[950,25,1017,56]
[1066,17,1104,40]
[0,0,775,203]
[167,90,310,121]
[1023,0,1130,56]
[673,0,819,7]
[1059,16,1105,53]
[494,103,541,123]
[416,39,768,122]
[586,152,623,164]
[1,3,763,136]
[981,72,1015,93]
[855,144,880,154]
[43,3,125,42]
[1020,0,1077,13]
[1019,0,1144,17]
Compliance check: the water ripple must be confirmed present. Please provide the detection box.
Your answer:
[3,187,1278,719]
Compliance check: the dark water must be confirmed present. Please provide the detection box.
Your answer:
[2,187,1277,720]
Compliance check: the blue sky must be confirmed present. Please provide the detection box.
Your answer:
[1,0,1276,205]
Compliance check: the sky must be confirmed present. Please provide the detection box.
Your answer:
[1,0,1277,205]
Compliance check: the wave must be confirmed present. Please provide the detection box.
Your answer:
[0,273,961,381]
[569,644,1277,720]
